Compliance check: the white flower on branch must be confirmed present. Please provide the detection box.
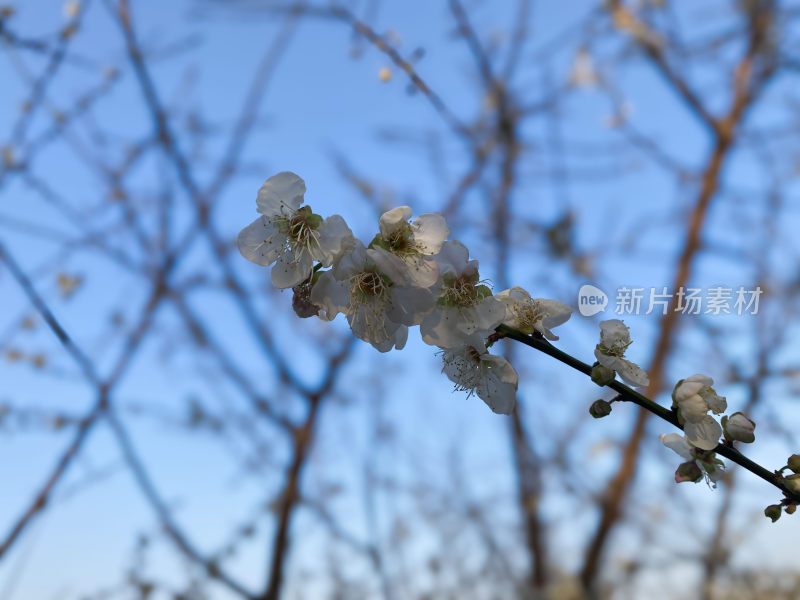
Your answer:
[370,206,449,288]
[420,241,505,349]
[495,287,572,340]
[593,319,649,388]
[722,411,755,444]
[660,433,725,486]
[311,241,432,352]
[237,172,354,288]
[671,375,726,451]
[441,333,518,414]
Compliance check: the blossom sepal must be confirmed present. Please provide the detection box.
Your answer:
[675,461,703,483]
[590,363,616,387]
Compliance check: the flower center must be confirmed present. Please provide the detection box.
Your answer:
[352,270,389,299]
[442,346,483,395]
[597,339,631,358]
[287,214,314,246]
[441,275,481,307]
[513,303,544,332]
[387,225,418,256]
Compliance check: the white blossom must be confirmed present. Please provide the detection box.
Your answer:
[672,375,726,451]
[441,333,518,414]
[495,287,572,340]
[421,241,505,348]
[371,206,449,287]
[660,433,725,485]
[237,172,354,288]
[311,241,432,352]
[594,319,649,387]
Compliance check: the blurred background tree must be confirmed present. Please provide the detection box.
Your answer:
[1,0,799,598]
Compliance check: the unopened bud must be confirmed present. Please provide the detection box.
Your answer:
[675,460,702,483]
[722,412,755,444]
[765,504,782,522]
[291,281,320,319]
[785,503,797,515]
[589,399,613,419]
[591,363,615,386]
[787,454,800,474]
[782,473,800,495]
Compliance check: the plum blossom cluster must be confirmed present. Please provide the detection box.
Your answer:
[238,173,792,513]
[660,375,757,487]
[237,172,572,414]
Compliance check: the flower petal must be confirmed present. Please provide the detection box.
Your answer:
[421,307,468,348]
[271,248,313,289]
[333,241,368,280]
[370,325,408,352]
[404,255,439,288]
[378,206,412,240]
[411,212,449,254]
[317,214,355,267]
[660,433,694,460]
[310,271,350,321]
[434,240,471,277]
[476,355,518,415]
[616,358,649,387]
[677,394,709,422]
[256,172,305,217]
[594,350,619,371]
[367,247,411,285]
[684,415,722,451]
[599,319,631,348]
[387,285,434,326]
[237,217,284,266]
[538,299,573,331]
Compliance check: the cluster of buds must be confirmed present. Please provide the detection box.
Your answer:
[766,454,800,522]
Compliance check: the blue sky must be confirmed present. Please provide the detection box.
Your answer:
[1,1,799,598]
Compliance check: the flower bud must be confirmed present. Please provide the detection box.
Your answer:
[674,460,702,483]
[589,399,613,419]
[764,504,782,522]
[785,503,797,515]
[781,473,800,495]
[591,363,615,386]
[788,454,800,474]
[722,412,755,444]
[292,281,321,318]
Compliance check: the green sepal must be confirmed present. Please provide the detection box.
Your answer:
[476,285,493,300]
[307,213,323,229]
[368,235,391,251]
